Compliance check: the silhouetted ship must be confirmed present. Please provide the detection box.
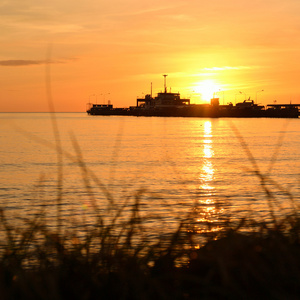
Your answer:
[87,76,300,118]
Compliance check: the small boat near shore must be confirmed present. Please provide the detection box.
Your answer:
[87,77,300,118]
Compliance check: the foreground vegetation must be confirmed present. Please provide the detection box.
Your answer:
[0,192,300,299]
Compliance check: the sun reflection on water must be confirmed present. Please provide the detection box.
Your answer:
[192,121,223,237]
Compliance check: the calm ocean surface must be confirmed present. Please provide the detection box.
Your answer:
[0,113,299,238]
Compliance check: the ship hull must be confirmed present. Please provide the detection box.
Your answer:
[87,106,299,118]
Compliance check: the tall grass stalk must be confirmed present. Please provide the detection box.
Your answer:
[45,45,63,235]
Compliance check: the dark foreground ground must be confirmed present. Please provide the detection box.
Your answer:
[1,209,300,300]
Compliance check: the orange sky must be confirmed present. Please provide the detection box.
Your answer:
[1,0,300,112]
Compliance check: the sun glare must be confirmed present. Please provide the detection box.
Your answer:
[194,80,221,103]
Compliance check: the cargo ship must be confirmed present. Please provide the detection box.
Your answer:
[87,76,300,118]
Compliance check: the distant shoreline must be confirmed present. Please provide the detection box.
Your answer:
[0,111,85,113]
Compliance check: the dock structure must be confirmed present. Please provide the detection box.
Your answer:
[267,104,300,114]
[267,104,300,109]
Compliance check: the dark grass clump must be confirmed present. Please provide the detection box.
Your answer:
[1,203,300,299]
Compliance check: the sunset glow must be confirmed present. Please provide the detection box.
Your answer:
[194,80,222,103]
[1,0,300,111]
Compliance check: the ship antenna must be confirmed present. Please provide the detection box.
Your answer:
[163,74,168,93]
[151,82,152,97]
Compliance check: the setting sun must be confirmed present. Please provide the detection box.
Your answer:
[194,80,222,103]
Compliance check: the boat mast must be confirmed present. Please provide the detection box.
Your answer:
[163,74,168,93]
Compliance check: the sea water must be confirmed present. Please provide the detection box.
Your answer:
[0,113,299,238]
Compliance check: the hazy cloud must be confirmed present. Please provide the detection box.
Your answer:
[203,66,259,71]
[0,58,75,66]
[0,60,45,66]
